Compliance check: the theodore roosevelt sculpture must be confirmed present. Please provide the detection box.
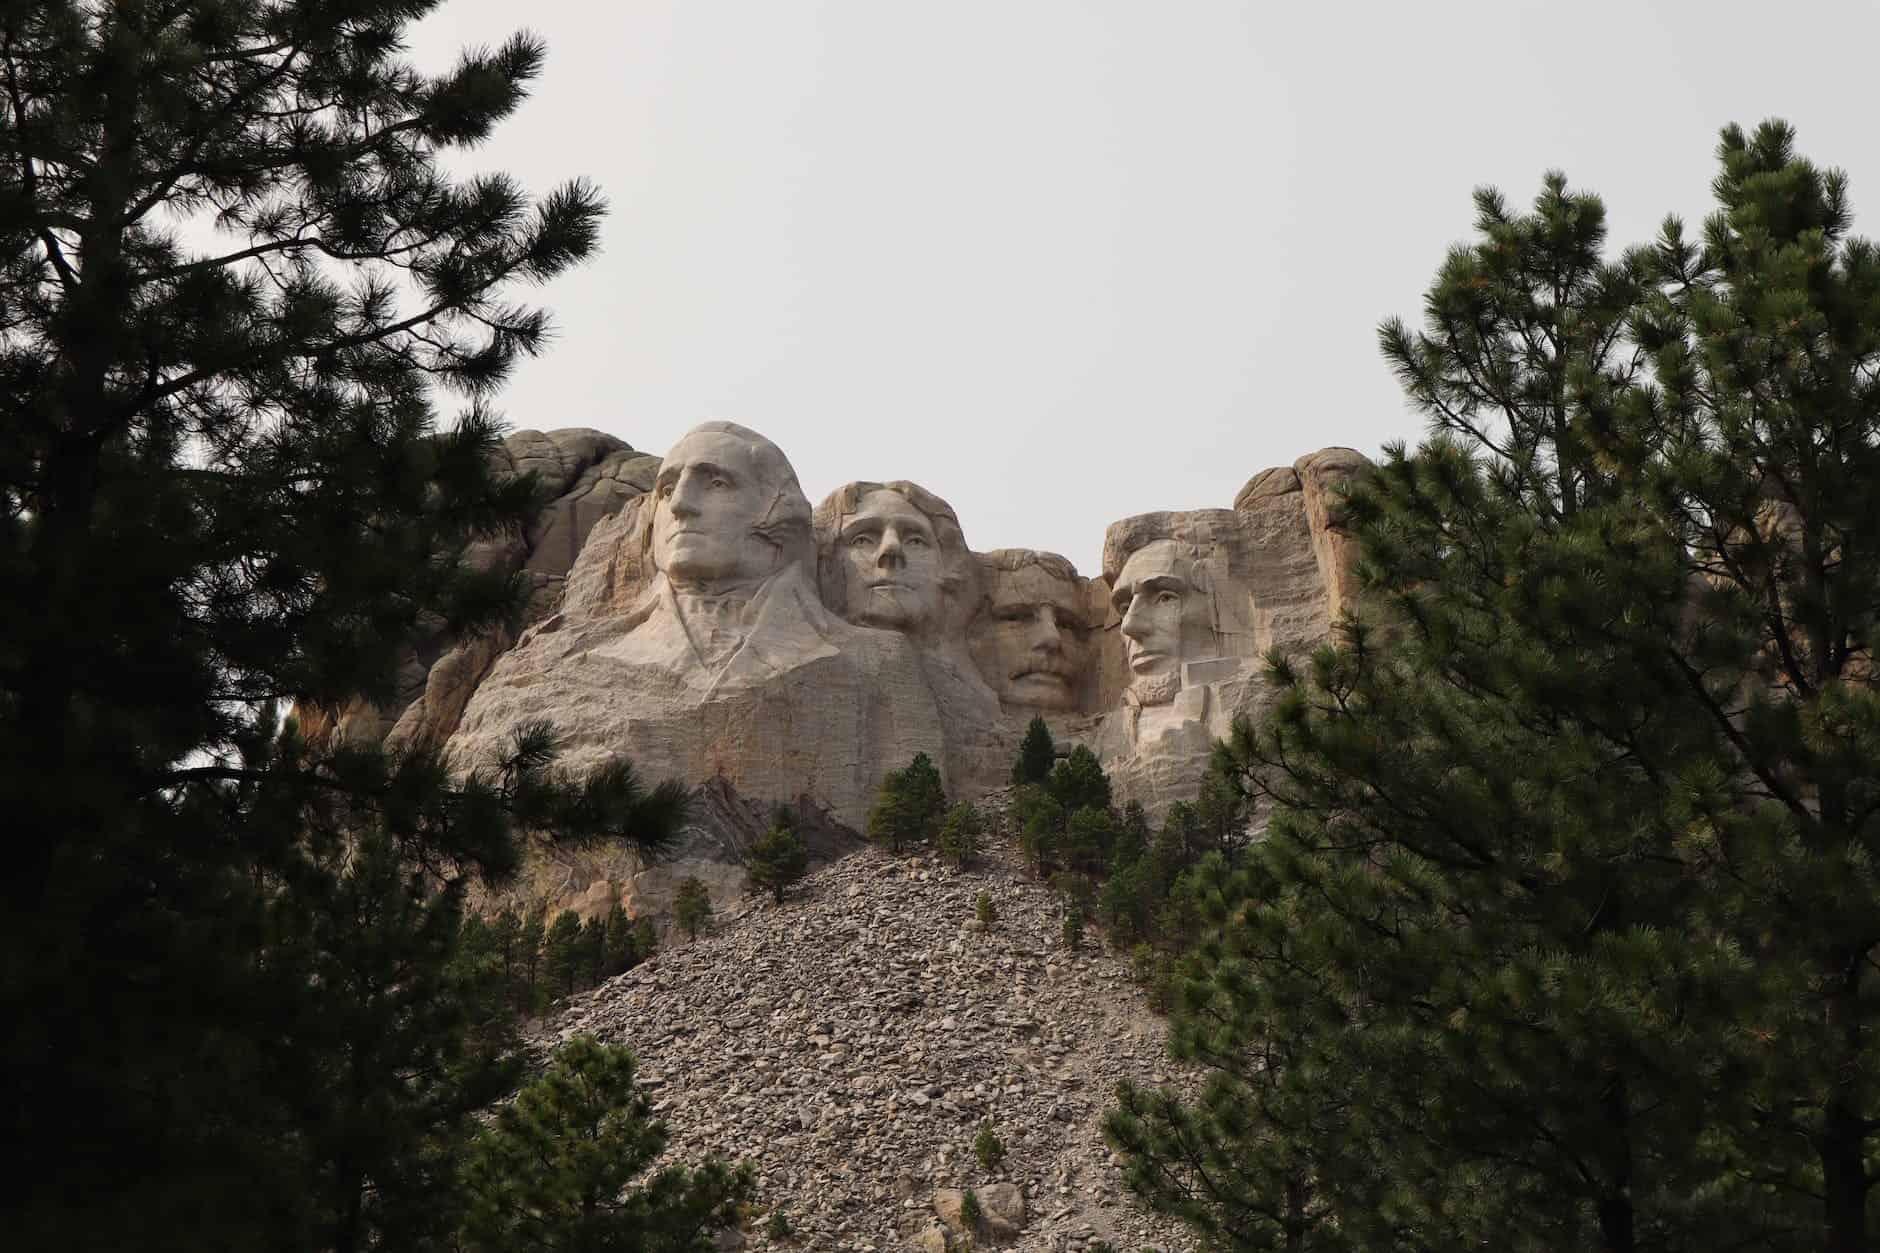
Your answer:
[968,550,1094,712]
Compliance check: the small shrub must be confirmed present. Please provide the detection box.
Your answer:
[1131,942,1174,1014]
[937,801,985,869]
[974,891,995,927]
[745,818,808,905]
[1062,903,1085,952]
[674,876,713,941]
[959,1188,984,1234]
[973,1122,1006,1172]
[765,1208,792,1240]
[1050,869,1096,912]
[631,915,658,961]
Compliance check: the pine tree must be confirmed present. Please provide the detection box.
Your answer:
[1063,804,1118,877]
[461,1035,753,1253]
[674,877,713,942]
[601,904,635,978]
[1047,744,1112,814]
[901,751,948,832]
[937,801,986,868]
[867,752,947,854]
[1111,122,1880,1250]
[1010,783,1064,877]
[1012,715,1057,786]
[545,909,584,1000]
[632,916,659,964]
[0,5,699,1245]
[1061,903,1086,953]
[1097,859,1153,946]
[281,833,526,1253]
[493,909,525,1001]
[1112,801,1151,873]
[519,906,549,1013]
[866,769,916,854]
[580,915,606,988]
[745,816,809,905]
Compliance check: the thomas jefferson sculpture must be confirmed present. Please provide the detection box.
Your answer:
[813,480,1005,763]
[814,480,974,643]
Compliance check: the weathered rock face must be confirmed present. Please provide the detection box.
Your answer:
[412,424,1370,907]
[482,776,864,928]
[300,427,653,749]
[449,425,961,838]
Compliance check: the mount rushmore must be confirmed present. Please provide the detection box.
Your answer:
[314,421,1370,912]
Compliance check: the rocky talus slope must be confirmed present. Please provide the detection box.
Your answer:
[535,838,1200,1252]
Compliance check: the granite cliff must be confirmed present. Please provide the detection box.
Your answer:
[313,422,1370,920]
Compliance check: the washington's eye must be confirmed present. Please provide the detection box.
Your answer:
[711,476,730,489]
[1157,591,1181,606]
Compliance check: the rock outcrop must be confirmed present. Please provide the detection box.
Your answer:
[446,425,964,836]
[488,776,865,927]
[311,422,1372,916]
[298,427,654,749]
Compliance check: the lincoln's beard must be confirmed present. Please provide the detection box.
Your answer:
[1128,668,1182,707]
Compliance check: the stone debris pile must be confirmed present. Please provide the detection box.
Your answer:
[535,839,1200,1252]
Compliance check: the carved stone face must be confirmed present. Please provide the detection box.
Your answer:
[837,489,944,631]
[651,429,776,589]
[977,564,1090,710]
[1112,540,1211,706]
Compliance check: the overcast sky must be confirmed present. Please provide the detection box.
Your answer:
[404,0,1877,575]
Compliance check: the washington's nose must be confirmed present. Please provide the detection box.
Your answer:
[668,472,705,518]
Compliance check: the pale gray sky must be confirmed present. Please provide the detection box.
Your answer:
[405,0,1877,575]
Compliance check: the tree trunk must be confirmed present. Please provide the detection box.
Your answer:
[1597,1079,1636,1253]
[1822,1093,1868,1252]
[1597,1195,1635,1253]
